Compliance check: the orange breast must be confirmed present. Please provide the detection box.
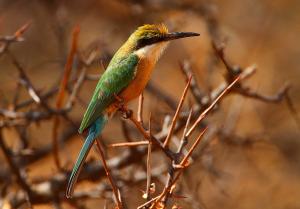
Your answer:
[119,58,154,102]
[106,58,154,115]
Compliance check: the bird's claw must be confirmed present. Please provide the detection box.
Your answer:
[113,94,132,119]
[114,94,124,103]
[114,94,125,109]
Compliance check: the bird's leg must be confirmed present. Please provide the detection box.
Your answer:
[114,93,124,104]
[113,94,132,119]
[113,93,125,109]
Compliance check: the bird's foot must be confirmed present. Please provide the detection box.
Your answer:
[114,94,132,119]
[114,94,124,103]
[114,94,125,109]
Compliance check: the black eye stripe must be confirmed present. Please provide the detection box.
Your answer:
[136,36,164,50]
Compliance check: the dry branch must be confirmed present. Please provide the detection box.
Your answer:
[95,138,123,209]
[0,21,31,55]
[53,26,80,169]
[163,76,192,148]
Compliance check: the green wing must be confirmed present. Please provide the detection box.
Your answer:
[79,53,139,133]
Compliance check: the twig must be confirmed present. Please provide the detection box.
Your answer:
[212,41,241,78]
[95,138,123,209]
[150,76,241,208]
[121,120,133,142]
[9,51,46,107]
[109,141,149,148]
[161,110,193,206]
[56,25,80,109]
[12,82,22,109]
[137,196,160,209]
[0,129,33,203]
[5,49,75,128]
[180,128,208,166]
[137,93,144,124]
[163,76,192,148]
[213,40,290,105]
[119,107,174,160]
[65,66,89,110]
[53,26,80,170]
[235,83,290,103]
[151,129,207,208]
[186,76,241,137]
[145,114,152,200]
[177,109,193,156]
[0,21,31,55]
[180,60,204,104]
[0,107,70,128]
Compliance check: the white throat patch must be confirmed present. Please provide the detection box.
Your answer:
[135,42,169,63]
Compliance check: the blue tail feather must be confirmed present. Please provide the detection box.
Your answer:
[66,115,108,198]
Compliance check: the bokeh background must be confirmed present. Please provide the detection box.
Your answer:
[0,0,300,208]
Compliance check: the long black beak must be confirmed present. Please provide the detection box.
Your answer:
[135,31,200,49]
[163,32,200,41]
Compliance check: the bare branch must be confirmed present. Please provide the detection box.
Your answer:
[0,21,31,55]
[95,138,123,209]
[145,114,153,201]
[137,93,144,124]
[163,76,192,148]
[186,76,241,137]
[108,141,149,148]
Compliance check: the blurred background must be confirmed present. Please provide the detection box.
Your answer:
[0,0,300,208]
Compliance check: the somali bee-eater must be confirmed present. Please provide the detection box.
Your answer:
[66,24,199,197]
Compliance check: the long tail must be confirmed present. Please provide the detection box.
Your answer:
[66,114,108,198]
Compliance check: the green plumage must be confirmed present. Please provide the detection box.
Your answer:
[79,53,139,133]
[68,38,139,198]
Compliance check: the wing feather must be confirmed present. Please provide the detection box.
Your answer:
[79,53,139,133]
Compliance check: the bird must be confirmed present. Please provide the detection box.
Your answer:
[66,24,199,198]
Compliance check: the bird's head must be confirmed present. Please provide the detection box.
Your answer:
[131,24,199,49]
[117,24,199,61]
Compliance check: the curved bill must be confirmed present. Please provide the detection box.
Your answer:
[163,32,200,41]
